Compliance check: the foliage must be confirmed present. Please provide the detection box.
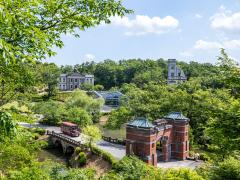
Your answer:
[79,152,87,166]
[211,156,240,180]
[106,107,132,129]
[33,100,66,125]
[0,144,33,173]
[39,63,60,98]
[66,90,103,122]
[67,107,92,127]
[103,156,203,180]
[92,145,117,165]
[83,125,102,150]
[81,83,94,91]
[0,111,16,138]
[0,0,132,64]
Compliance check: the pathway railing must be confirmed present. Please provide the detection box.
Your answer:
[102,135,126,145]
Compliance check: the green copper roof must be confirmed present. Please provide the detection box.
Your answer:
[164,112,188,120]
[127,118,154,128]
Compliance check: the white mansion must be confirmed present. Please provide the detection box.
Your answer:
[167,59,187,84]
[59,73,94,91]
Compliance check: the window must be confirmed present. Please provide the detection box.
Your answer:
[63,78,65,82]
[186,141,188,151]
[171,66,175,70]
[171,73,174,77]
[70,85,73,89]
[71,79,73,82]
[63,85,65,89]
[75,79,77,82]
[75,85,78,89]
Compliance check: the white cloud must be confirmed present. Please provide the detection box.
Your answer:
[194,40,222,50]
[83,54,95,61]
[194,39,240,50]
[211,7,240,33]
[195,14,203,19]
[110,15,179,36]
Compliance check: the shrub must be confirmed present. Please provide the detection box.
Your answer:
[199,153,210,161]
[79,152,87,166]
[75,147,81,154]
[213,157,240,180]
[92,146,117,165]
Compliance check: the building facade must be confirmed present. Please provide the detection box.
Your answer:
[59,73,94,91]
[126,112,189,166]
[167,59,187,84]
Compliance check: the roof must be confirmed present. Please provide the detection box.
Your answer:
[62,122,78,127]
[127,118,154,128]
[164,112,189,121]
[97,91,123,100]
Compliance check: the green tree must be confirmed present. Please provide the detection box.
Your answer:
[40,63,60,98]
[106,107,132,129]
[33,100,66,125]
[67,107,92,127]
[83,125,102,151]
[0,0,132,64]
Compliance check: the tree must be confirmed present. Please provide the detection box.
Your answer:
[67,107,92,127]
[0,0,131,106]
[83,125,102,151]
[106,107,132,129]
[66,90,104,122]
[0,0,132,64]
[40,63,60,97]
[33,100,66,125]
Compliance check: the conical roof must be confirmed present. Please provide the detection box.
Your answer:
[127,117,154,128]
[164,112,189,121]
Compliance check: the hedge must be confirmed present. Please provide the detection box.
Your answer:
[92,145,117,165]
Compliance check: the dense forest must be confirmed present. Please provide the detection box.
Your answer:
[0,0,240,179]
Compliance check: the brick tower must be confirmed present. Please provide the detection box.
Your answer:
[164,112,189,160]
[126,113,189,166]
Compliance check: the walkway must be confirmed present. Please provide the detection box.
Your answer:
[157,159,203,169]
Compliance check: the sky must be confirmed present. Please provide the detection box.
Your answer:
[46,0,240,65]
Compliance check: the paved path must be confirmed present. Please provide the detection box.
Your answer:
[157,159,203,169]
[96,140,125,160]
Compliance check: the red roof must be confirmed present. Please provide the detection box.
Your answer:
[62,122,78,127]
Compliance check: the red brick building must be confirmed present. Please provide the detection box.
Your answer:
[126,112,189,166]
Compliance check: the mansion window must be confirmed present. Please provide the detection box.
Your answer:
[171,73,174,77]
[75,79,78,82]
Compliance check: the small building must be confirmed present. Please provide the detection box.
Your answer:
[167,59,187,84]
[59,73,94,91]
[92,91,123,107]
[126,112,189,166]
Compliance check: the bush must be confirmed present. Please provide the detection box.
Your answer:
[92,146,117,165]
[79,152,87,166]
[75,147,81,154]
[213,157,240,180]
[199,153,210,161]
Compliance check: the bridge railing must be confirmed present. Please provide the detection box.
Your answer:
[102,135,126,145]
[47,130,86,148]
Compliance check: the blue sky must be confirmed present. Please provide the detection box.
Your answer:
[46,0,240,65]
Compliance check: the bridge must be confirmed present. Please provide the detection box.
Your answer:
[47,131,88,154]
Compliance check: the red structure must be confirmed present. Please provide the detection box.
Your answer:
[61,122,80,137]
[126,112,189,166]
